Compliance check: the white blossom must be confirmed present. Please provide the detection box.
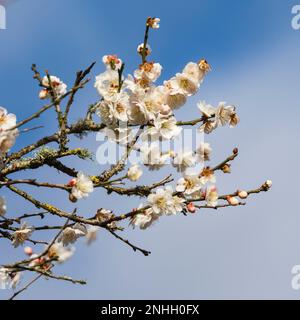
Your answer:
[197,101,216,118]
[215,102,239,127]
[101,127,133,145]
[173,150,197,172]
[137,43,151,56]
[0,128,18,155]
[85,226,100,245]
[196,142,212,162]
[140,143,170,170]
[58,223,87,246]
[134,62,162,83]
[94,69,120,99]
[147,17,160,29]
[12,223,34,248]
[70,172,94,200]
[147,186,175,215]
[144,115,182,141]
[102,54,122,70]
[205,185,218,207]
[130,206,159,230]
[127,164,143,181]
[176,172,203,195]
[41,75,67,98]
[48,242,75,263]
[0,107,17,131]
[199,167,216,185]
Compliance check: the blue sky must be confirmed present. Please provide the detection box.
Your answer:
[0,0,300,299]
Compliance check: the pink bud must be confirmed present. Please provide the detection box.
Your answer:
[24,246,33,256]
[227,196,239,206]
[238,190,248,199]
[187,202,196,213]
[67,178,77,187]
[39,89,48,99]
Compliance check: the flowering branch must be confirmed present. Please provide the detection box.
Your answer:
[0,16,271,298]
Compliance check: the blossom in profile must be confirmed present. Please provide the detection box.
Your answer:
[205,186,218,207]
[58,223,87,246]
[69,172,94,200]
[0,107,16,131]
[48,242,75,263]
[12,223,34,248]
[127,164,143,181]
[146,17,160,29]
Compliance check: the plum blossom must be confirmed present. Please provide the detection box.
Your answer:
[140,143,170,170]
[130,206,159,230]
[12,223,34,248]
[102,54,122,70]
[0,268,10,289]
[205,186,218,207]
[144,115,182,140]
[173,150,197,172]
[40,75,67,99]
[69,172,94,200]
[94,69,120,99]
[58,223,87,246]
[176,172,203,195]
[137,43,151,56]
[48,242,75,263]
[85,226,100,245]
[199,167,216,185]
[127,164,143,181]
[134,62,162,83]
[147,17,160,29]
[196,142,212,162]
[0,107,16,131]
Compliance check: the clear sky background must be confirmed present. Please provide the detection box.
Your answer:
[0,0,300,299]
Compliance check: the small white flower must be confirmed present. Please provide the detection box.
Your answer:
[172,195,185,213]
[127,164,143,181]
[215,102,238,127]
[199,167,216,185]
[85,226,100,245]
[196,142,212,162]
[0,196,6,216]
[102,54,122,70]
[137,43,151,56]
[58,223,87,246]
[140,143,170,170]
[101,127,133,145]
[71,172,94,200]
[130,207,159,230]
[176,172,203,195]
[147,186,174,215]
[0,107,17,131]
[144,115,182,141]
[0,129,18,155]
[41,75,67,98]
[167,73,199,97]
[197,101,216,118]
[205,185,218,207]
[12,223,34,248]
[147,17,160,29]
[182,62,204,84]
[134,62,162,83]
[173,150,196,172]
[48,242,75,263]
[94,69,120,99]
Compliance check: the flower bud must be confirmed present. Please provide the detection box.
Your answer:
[238,190,248,199]
[266,180,272,188]
[226,196,239,206]
[187,202,196,213]
[24,246,33,256]
[233,147,239,155]
[67,178,77,187]
[39,89,48,99]
[221,164,231,173]
[69,193,77,203]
